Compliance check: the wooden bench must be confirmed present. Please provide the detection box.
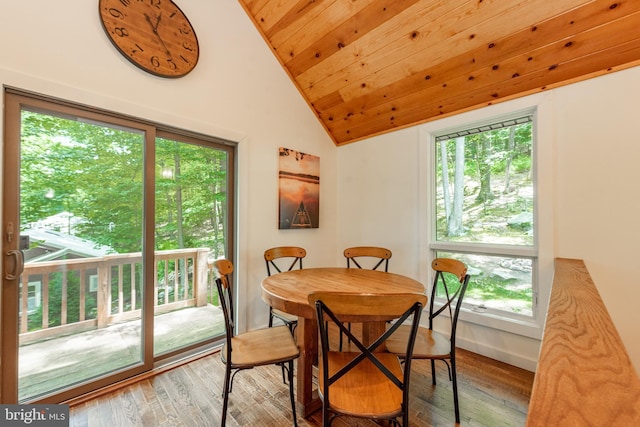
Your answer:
[526,258,640,425]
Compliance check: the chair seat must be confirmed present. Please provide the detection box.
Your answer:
[318,352,404,418]
[385,325,451,359]
[222,325,300,368]
[272,308,298,324]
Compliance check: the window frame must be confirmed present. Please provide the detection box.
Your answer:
[419,94,554,340]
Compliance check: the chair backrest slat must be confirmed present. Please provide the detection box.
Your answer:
[214,259,235,351]
[428,258,470,341]
[343,246,392,272]
[264,246,306,276]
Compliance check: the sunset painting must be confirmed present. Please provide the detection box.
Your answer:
[278,147,320,229]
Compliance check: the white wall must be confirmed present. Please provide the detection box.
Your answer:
[338,66,640,372]
[336,128,422,278]
[553,67,640,373]
[0,0,337,333]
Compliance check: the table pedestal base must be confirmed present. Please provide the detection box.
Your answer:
[296,317,320,418]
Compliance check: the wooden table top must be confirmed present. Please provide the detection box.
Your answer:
[261,267,425,319]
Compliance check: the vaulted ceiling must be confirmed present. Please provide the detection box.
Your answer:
[238,0,640,146]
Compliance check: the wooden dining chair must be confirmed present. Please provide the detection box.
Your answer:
[385,257,471,424]
[339,246,393,350]
[264,246,306,334]
[214,259,300,427]
[343,246,392,271]
[309,291,426,427]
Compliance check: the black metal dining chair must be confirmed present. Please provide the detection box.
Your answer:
[264,246,306,334]
[339,246,393,350]
[385,257,470,424]
[214,259,299,426]
[309,291,426,426]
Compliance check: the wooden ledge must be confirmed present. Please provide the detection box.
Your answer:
[526,258,640,425]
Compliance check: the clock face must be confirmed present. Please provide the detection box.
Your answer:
[99,0,199,78]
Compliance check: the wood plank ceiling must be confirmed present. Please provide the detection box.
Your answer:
[238,0,640,146]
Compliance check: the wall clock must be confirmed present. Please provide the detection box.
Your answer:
[99,0,199,78]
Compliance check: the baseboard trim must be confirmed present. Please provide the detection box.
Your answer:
[457,336,538,372]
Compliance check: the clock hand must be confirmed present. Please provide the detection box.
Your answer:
[144,13,171,56]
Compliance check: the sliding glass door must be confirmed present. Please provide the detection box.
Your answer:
[2,91,234,403]
[153,134,229,357]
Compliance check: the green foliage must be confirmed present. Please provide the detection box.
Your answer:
[465,276,533,313]
[512,156,531,174]
[20,109,229,332]
[20,111,228,256]
[435,121,533,243]
[154,137,227,253]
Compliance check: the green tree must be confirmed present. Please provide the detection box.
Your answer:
[20,110,229,256]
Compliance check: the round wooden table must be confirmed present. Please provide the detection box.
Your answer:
[261,267,425,417]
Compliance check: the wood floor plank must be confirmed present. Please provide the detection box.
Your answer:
[69,329,533,426]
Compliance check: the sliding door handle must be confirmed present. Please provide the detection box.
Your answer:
[5,249,24,280]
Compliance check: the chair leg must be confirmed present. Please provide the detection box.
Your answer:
[287,360,298,427]
[279,362,287,385]
[451,356,460,424]
[322,404,330,427]
[430,359,437,385]
[281,322,297,385]
[221,365,232,426]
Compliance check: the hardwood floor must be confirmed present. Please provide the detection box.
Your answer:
[69,331,534,426]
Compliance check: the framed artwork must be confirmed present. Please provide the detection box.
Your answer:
[278,147,320,229]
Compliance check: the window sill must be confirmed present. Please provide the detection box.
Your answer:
[458,306,543,340]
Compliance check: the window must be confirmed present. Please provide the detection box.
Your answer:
[430,110,536,320]
[27,281,42,313]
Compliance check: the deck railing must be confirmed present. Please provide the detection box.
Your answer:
[18,248,218,344]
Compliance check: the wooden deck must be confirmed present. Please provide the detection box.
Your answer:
[19,305,224,401]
